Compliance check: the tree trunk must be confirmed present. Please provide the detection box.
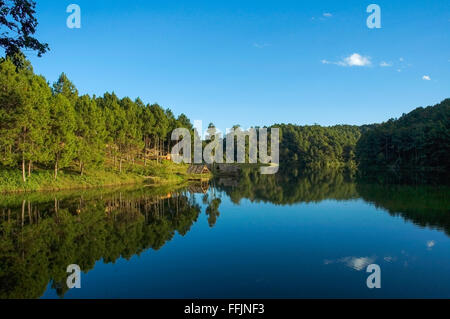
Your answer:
[28,160,32,177]
[157,138,159,164]
[119,158,123,173]
[145,137,148,166]
[22,157,26,182]
[54,158,58,180]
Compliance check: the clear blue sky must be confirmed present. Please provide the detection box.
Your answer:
[24,0,450,130]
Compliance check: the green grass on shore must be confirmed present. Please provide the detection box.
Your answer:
[0,160,194,193]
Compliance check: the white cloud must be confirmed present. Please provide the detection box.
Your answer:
[380,61,393,67]
[426,240,435,249]
[322,53,372,67]
[344,53,371,66]
[323,12,333,17]
[422,75,431,81]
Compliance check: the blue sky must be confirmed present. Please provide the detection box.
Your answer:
[23,0,450,130]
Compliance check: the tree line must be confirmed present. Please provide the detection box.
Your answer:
[271,124,361,168]
[1,55,448,180]
[270,99,449,171]
[356,98,450,171]
[0,56,195,181]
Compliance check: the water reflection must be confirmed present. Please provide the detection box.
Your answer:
[0,168,448,298]
[0,186,202,299]
[215,167,449,235]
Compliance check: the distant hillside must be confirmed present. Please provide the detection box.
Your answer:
[356,99,450,170]
[273,124,361,168]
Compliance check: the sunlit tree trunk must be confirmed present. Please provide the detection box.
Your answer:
[28,160,32,177]
[22,156,26,182]
[54,157,58,180]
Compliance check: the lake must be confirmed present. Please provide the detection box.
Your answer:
[0,169,449,299]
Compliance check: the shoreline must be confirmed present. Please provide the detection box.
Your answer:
[0,162,211,195]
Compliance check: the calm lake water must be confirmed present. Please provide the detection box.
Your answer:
[1,169,449,299]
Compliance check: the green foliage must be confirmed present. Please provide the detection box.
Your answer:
[0,58,50,178]
[0,58,196,184]
[0,0,49,63]
[272,124,361,168]
[47,94,77,176]
[356,99,450,170]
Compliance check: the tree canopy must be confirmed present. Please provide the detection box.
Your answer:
[356,99,450,170]
[0,0,48,65]
[0,57,196,180]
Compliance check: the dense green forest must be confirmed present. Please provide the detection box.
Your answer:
[1,0,449,191]
[272,124,361,168]
[0,56,195,184]
[1,55,449,191]
[356,98,450,170]
[270,99,450,171]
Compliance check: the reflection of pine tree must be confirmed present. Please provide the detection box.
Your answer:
[0,189,201,299]
[206,198,222,228]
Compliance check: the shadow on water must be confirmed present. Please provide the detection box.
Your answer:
[0,167,448,298]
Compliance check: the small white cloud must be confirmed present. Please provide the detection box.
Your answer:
[342,53,371,67]
[380,61,393,67]
[422,75,431,81]
[322,53,372,67]
[323,12,333,17]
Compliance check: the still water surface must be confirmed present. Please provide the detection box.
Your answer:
[0,170,449,298]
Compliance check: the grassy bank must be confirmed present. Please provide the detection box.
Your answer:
[0,160,197,193]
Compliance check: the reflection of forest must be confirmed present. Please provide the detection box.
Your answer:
[215,167,360,205]
[0,187,201,299]
[215,167,450,235]
[0,169,448,299]
[357,184,450,236]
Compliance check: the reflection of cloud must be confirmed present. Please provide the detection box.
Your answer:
[384,256,394,263]
[324,256,376,271]
[426,240,435,249]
